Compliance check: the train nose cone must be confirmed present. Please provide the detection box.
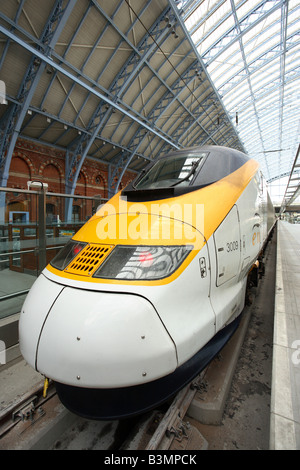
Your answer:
[19,274,64,369]
[19,275,177,388]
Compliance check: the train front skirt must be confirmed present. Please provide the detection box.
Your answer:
[54,314,241,420]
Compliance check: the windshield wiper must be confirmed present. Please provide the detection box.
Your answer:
[132,168,147,190]
[170,160,200,187]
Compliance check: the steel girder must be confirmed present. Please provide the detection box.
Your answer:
[169,0,243,149]
[0,0,243,218]
[0,17,178,165]
[178,0,300,190]
[64,2,239,205]
[280,143,300,213]
[0,0,77,187]
[107,59,201,197]
[0,6,177,153]
[63,4,181,218]
[198,1,284,67]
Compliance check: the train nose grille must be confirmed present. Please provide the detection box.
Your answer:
[65,244,114,276]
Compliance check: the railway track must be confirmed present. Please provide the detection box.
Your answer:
[0,380,53,438]
[144,371,208,450]
[0,366,209,450]
[0,379,66,449]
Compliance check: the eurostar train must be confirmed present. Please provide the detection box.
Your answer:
[19,145,275,420]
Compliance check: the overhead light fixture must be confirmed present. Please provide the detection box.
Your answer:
[165,16,172,28]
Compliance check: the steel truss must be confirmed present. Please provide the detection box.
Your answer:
[0,0,247,217]
[177,0,300,184]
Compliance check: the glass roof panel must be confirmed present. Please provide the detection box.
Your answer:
[235,0,261,20]
[178,0,300,191]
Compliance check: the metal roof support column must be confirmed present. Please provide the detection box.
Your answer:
[168,0,244,151]
[65,6,178,217]
[110,60,211,194]
[108,127,153,198]
[109,64,201,194]
[278,0,289,176]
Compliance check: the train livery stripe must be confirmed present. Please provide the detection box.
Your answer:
[47,159,259,286]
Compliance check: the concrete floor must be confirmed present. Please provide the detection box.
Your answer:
[270,221,300,449]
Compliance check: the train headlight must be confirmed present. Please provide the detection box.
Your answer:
[50,240,87,270]
[93,245,192,280]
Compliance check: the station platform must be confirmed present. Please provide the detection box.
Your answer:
[270,221,300,449]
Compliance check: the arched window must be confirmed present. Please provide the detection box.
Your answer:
[8,156,31,188]
[43,164,62,192]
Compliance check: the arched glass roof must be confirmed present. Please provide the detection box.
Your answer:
[176,0,300,184]
[0,0,299,204]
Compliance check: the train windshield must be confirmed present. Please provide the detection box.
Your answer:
[135,153,207,190]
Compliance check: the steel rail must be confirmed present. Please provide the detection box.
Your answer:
[0,379,56,439]
[145,369,207,450]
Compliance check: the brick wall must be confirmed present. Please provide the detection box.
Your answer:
[5,138,135,222]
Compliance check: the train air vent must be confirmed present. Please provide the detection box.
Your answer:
[65,244,114,276]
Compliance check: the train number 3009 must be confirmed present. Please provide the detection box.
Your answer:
[226,240,239,252]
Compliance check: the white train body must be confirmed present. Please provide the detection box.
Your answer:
[19,145,275,419]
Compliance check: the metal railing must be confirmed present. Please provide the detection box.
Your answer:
[0,186,105,320]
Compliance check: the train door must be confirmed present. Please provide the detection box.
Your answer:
[212,205,242,330]
[214,205,241,287]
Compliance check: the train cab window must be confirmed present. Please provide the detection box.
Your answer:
[123,146,250,201]
[134,153,207,190]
